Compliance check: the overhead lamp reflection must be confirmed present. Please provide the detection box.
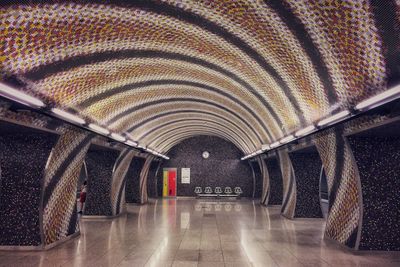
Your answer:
[51,108,86,125]
[88,123,110,135]
[0,83,45,108]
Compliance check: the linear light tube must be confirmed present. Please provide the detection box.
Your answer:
[110,133,126,142]
[317,110,350,127]
[51,108,85,125]
[295,125,316,137]
[261,144,270,151]
[0,83,45,108]
[88,123,110,135]
[280,135,295,144]
[355,85,400,111]
[270,141,280,148]
[125,140,138,147]
[256,149,263,154]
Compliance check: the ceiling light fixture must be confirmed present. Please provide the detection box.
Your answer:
[317,110,350,127]
[270,141,280,148]
[125,140,138,147]
[261,144,270,151]
[280,135,295,144]
[110,133,126,142]
[295,125,316,137]
[51,108,86,125]
[0,82,45,108]
[355,85,400,111]
[88,123,110,135]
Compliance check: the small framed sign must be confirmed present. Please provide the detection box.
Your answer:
[181,168,190,184]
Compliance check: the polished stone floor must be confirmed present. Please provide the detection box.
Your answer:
[1,199,400,267]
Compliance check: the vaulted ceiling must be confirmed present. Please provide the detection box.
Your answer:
[1,0,399,154]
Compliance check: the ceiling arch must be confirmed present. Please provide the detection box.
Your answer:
[143,121,253,152]
[1,0,399,156]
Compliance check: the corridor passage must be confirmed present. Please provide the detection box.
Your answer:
[1,199,399,267]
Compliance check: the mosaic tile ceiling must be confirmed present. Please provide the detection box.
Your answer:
[1,0,400,154]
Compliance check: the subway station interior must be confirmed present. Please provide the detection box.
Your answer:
[1,1,400,266]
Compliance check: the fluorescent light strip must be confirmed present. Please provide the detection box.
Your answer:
[0,83,45,108]
[280,135,295,144]
[317,110,350,127]
[270,141,280,148]
[256,149,263,154]
[261,144,270,151]
[110,133,126,142]
[355,85,400,111]
[125,140,138,147]
[295,125,316,137]
[88,123,110,135]
[51,108,85,125]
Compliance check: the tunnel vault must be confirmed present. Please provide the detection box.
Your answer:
[1,0,400,252]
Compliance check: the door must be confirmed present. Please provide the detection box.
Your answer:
[163,168,177,197]
[163,170,169,197]
[168,169,177,197]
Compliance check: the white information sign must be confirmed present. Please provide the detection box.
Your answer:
[181,168,190,184]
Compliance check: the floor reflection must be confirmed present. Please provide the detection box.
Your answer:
[0,199,399,267]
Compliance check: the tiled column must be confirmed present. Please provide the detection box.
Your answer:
[110,149,136,216]
[42,128,93,246]
[288,147,323,218]
[347,128,400,250]
[264,155,283,205]
[139,156,154,204]
[125,157,146,203]
[0,122,58,247]
[278,150,296,219]
[84,145,120,216]
[147,160,162,198]
[258,156,270,205]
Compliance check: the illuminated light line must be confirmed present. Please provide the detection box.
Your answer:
[88,123,110,135]
[51,108,86,125]
[355,85,400,111]
[0,82,45,108]
[295,125,316,137]
[110,133,126,142]
[317,110,351,127]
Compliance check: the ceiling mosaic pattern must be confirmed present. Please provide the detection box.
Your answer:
[1,0,400,154]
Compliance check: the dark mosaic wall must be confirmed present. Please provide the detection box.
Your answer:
[147,161,161,198]
[0,121,58,246]
[159,136,253,197]
[125,157,146,203]
[289,148,323,218]
[348,133,400,250]
[250,160,263,198]
[84,145,120,216]
[264,157,283,205]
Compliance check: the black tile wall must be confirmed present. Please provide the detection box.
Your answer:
[125,157,146,203]
[84,145,120,216]
[289,147,323,218]
[264,157,283,205]
[158,136,253,197]
[348,134,400,250]
[0,122,58,246]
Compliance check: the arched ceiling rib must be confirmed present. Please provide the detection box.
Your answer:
[1,0,399,155]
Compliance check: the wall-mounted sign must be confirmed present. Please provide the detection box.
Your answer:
[181,168,190,184]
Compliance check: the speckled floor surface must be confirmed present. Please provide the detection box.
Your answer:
[1,199,399,267]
